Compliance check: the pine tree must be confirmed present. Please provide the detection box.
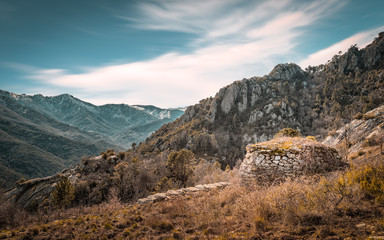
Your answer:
[52,176,75,209]
[167,149,194,187]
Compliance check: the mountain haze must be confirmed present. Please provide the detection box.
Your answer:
[0,90,183,188]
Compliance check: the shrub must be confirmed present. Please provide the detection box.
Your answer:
[306,136,317,141]
[102,149,115,159]
[274,128,301,138]
[354,112,363,120]
[353,164,384,204]
[117,152,126,160]
[167,149,195,187]
[52,176,75,209]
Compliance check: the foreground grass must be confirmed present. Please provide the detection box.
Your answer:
[1,181,384,239]
[2,148,384,239]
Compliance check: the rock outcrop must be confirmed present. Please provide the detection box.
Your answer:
[239,137,346,183]
[7,154,119,208]
[137,32,384,168]
[323,105,384,154]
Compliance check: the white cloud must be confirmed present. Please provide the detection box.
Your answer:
[18,0,347,108]
[299,26,384,68]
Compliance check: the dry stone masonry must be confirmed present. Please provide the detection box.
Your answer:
[137,182,231,204]
[239,137,346,183]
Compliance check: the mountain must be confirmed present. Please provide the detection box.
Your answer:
[133,32,384,167]
[0,91,184,188]
[8,32,384,209]
[4,92,184,149]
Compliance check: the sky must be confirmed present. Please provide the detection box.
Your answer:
[0,0,383,108]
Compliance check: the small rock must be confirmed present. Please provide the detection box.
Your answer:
[185,187,199,192]
[166,190,179,196]
[138,198,152,204]
[204,184,217,189]
[356,223,366,228]
[153,193,167,200]
[195,185,206,190]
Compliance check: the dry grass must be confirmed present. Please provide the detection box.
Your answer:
[2,147,384,239]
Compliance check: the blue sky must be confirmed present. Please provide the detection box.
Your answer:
[0,0,383,108]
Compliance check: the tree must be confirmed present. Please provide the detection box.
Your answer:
[167,149,195,187]
[52,176,75,209]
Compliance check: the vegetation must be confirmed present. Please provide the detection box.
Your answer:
[274,128,301,138]
[51,176,75,209]
[167,149,195,187]
[2,148,384,239]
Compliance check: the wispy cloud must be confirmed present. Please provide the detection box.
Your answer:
[14,0,348,107]
[299,26,384,68]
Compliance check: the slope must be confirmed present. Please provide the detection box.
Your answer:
[0,96,121,189]
[3,91,184,148]
[133,32,384,167]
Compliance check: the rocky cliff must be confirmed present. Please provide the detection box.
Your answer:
[323,104,384,155]
[135,32,384,168]
[7,32,384,209]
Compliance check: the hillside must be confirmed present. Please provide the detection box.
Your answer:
[6,32,384,211]
[3,91,184,149]
[3,32,384,238]
[133,32,384,168]
[0,91,183,189]
[3,108,384,239]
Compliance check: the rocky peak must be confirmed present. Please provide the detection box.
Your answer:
[328,32,384,74]
[131,31,384,168]
[267,63,305,81]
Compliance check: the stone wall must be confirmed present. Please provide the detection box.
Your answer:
[239,137,346,183]
[137,182,231,204]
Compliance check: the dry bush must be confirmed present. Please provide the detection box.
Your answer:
[0,190,18,228]
[189,159,237,185]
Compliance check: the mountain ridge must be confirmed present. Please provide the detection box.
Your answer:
[0,90,184,188]
[133,31,384,167]
[1,90,184,149]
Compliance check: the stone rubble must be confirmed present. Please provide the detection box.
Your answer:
[137,182,231,204]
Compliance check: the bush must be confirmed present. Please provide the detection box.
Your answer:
[167,149,195,187]
[353,164,384,204]
[354,112,363,120]
[306,136,317,141]
[274,128,301,138]
[52,176,75,209]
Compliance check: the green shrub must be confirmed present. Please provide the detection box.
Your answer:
[52,176,75,209]
[275,128,301,138]
[167,149,194,187]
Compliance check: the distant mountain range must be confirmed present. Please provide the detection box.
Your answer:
[0,90,184,188]
[6,31,384,209]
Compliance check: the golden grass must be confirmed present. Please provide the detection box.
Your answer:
[2,146,384,239]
